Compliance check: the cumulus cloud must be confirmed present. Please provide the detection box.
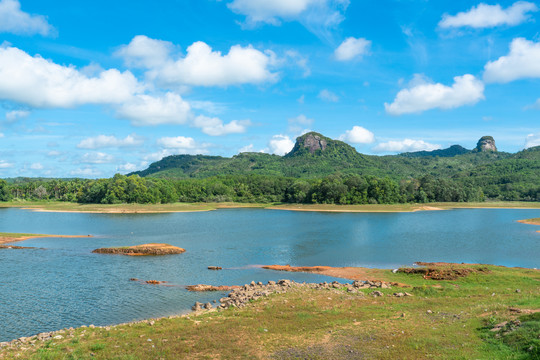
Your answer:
[0,160,13,168]
[47,150,61,157]
[385,74,485,115]
[0,0,54,36]
[77,134,144,149]
[0,133,3,138]
[288,114,314,133]
[193,115,251,136]
[372,139,441,153]
[117,163,138,172]
[80,152,114,164]
[525,133,540,148]
[114,35,174,68]
[227,0,349,37]
[5,109,30,122]
[0,46,140,108]
[439,1,538,29]
[484,38,540,83]
[334,37,371,61]
[70,167,101,177]
[339,126,375,144]
[267,134,294,155]
[30,162,43,170]
[115,93,191,126]
[117,37,278,87]
[318,89,339,102]
[156,136,210,155]
[239,144,255,153]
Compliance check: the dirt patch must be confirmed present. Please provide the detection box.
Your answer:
[261,264,406,286]
[399,266,490,280]
[186,284,242,292]
[92,243,185,256]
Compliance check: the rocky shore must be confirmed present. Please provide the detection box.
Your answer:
[1,278,405,349]
[190,278,404,312]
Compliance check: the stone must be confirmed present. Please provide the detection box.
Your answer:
[204,303,212,310]
[475,136,497,152]
[207,266,222,270]
[371,291,384,297]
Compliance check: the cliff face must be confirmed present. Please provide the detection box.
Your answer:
[476,136,497,152]
[295,133,328,154]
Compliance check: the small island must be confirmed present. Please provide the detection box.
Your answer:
[92,243,185,256]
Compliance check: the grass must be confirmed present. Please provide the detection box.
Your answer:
[2,200,540,214]
[1,264,538,359]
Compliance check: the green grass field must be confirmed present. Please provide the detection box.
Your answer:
[1,264,538,359]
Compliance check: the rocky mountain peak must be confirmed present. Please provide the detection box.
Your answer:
[476,136,497,152]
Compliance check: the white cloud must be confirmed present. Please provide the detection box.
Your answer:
[385,74,485,115]
[115,93,191,126]
[0,160,13,168]
[156,136,210,155]
[47,150,61,157]
[339,126,375,144]
[70,167,101,177]
[0,133,3,138]
[288,114,314,133]
[0,0,54,36]
[484,38,540,83]
[5,109,30,122]
[115,35,174,68]
[80,152,114,164]
[334,37,371,61]
[267,134,294,155]
[117,163,138,172]
[297,94,305,104]
[118,37,278,87]
[77,134,144,149]
[373,139,441,153]
[30,162,43,170]
[285,50,311,77]
[193,115,251,136]
[439,1,538,29]
[0,46,140,108]
[525,133,540,148]
[227,0,349,40]
[318,89,339,102]
[239,144,255,153]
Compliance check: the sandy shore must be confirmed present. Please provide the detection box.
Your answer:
[0,234,92,245]
[517,218,540,233]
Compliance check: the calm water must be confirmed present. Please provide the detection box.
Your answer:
[0,207,539,341]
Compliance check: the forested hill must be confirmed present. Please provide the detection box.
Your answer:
[129,132,524,181]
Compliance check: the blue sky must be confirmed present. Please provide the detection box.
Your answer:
[0,0,539,178]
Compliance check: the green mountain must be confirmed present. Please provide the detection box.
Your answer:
[131,132,529,181]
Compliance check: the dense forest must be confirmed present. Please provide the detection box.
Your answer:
[1,132,539,205]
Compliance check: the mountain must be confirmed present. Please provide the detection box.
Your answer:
[400,145,471,158]
[129,132,532,181]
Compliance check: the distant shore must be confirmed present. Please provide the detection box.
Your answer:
[0,233,92,245]
[517,218,540,233]
[1,201,540,214]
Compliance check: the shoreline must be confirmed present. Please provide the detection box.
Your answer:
[517,218,540,233]
[0,233,92,245]
[2,201,540,214]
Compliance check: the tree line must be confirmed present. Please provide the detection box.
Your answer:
[0,173,496,205]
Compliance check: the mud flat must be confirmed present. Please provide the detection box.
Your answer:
[92,243,185,256]
[0,233,92,245]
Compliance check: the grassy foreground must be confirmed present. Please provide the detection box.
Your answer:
[1,264,538,359]
[2,200,540,214]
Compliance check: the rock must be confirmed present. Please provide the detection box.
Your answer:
[192,302,203,311]
[392,269,398,273]
[371,291,384,297]
[145,280,163,285]
[404,292,413,297]
[394,292,404,297]
[204,303,212,310]
[426,310,433,314]
[475,136,497,152]
[207,266,222,270]
[186,284,241,292]
[53,335,63,340]
[515,289,521,293]
[92,243,185,256]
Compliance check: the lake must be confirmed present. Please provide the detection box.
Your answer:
[0,207,538,342]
